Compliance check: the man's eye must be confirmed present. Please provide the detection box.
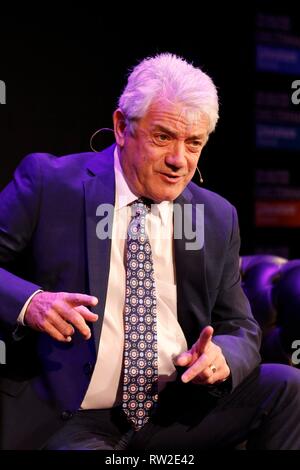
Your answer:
[188,141,203,151]
[154,134,171,143]
[190,140,202,147]
[158,134,169,141]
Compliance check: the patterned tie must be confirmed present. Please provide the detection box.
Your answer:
[122,198,158,431]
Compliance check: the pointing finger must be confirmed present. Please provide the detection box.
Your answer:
[64,293,98,307]
[195,325,214,355]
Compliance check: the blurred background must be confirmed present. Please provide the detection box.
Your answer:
[1,3,300,257]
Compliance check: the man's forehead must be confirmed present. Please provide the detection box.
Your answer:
[144,100,210,134]
[148,116,210,138]
[151,123,207,139]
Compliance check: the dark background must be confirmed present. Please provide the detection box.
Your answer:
[1,5,299,256]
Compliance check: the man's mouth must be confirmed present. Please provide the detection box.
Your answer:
[159,172,184,184]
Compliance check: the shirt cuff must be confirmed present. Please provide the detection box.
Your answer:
[17,289,44,325]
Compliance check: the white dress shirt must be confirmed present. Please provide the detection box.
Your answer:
[81,148,187,409]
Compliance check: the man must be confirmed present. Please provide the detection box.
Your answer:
[0,53,300,450]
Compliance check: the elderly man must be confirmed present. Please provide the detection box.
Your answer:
[0,53,300,450]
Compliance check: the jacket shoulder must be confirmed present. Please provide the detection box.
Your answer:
[18,149,108,171]
[187,181,236,216]
[15,145,115,182]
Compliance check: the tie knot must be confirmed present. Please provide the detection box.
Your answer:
[131,198,151,218]
[128,198,151,240]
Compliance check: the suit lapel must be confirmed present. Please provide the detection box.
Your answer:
[174,186,210,347]
[83,146,115,353]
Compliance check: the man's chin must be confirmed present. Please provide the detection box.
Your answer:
[150,189,183,203]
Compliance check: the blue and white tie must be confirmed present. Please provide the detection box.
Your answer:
[122,199,158,431]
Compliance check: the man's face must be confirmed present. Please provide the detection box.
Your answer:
[114,100,210,202]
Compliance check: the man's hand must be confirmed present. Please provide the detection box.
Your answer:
[24,291,99,342]
[174,326,230,385]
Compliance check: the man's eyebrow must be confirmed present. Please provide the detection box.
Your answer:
[151,124,177,136]
[152,124,206,140]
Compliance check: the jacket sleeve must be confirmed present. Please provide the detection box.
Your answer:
[0,154,42,328]
[211,206,262,390]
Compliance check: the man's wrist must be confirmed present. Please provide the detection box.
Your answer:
[17,289,44,326]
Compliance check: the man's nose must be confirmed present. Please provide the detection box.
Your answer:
[165,141,186,169]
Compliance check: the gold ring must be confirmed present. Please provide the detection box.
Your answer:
[209,364,217,374]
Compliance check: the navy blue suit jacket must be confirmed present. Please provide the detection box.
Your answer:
[0,145,261,447]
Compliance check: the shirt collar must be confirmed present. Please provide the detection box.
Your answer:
[114,146,172,226]
[114,146,137,210]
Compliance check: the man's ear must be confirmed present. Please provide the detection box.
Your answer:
[113,109,127,147]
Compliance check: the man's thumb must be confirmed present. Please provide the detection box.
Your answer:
[174,351,193,367]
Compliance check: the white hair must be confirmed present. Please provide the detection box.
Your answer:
[118,53,219,134]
